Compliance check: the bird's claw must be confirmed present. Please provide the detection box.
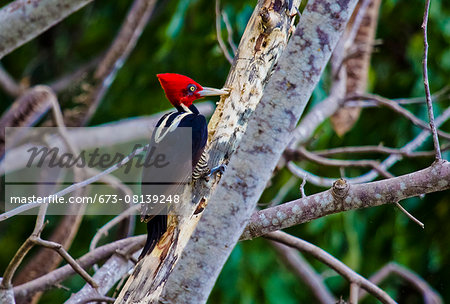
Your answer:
[208,164,227,177]
[203,164,227,181]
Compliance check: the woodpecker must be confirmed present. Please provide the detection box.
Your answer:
[139,73,228,259]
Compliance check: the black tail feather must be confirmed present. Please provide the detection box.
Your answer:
[139,215,167,260]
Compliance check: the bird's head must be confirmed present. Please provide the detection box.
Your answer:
[157,73,229,110]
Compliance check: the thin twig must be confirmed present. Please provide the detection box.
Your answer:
[394,86,450,105]
[345,86,450,107]
[82,0,157,125]
[264,231,396,304]
[288,106,450,187]
[0,144,147,221]
[13,235,145,301]
[222,11,238,53]
[421,0,441,159]
[359,262,443,304]
[269,241,335,304]
[394,201,424,228]
[215,0,233,64]
[349,282,360,304]
[346,94,450,140]
[287,146,394,179]
[312,144,450,158]
[89,204,140,253]
[299,175,307,198]
[32,237,98,288]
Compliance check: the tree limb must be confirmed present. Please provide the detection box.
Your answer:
[265,231,396,304]
[242,160,450,240]
[0,0,95,60]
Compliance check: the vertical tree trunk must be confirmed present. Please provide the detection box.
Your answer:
[114,0,298,302]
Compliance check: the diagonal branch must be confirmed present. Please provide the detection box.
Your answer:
[13,236,145,301]
[82,0,157,125]
[265,231,395,304]
[358,262,442,304]
[421,0,441,159]
[269,241,336,304]
[242,160,450,240]
[0,0,95,60]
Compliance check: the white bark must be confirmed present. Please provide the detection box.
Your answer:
[0,278,15,304]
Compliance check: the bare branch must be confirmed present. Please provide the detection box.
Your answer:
[286,146,394,179]
[65,243,142,304]
[216,0,234,64]
[312,144,449,158]
[269,241,335,304]
[288,106,450,187]
[359,262,442,304]
[13,236,145,301]
[32,237,97,289]
[222,10,238,54]
[82,0,157,125]
[346,93,450,140]
[242,160,450,240]
[394,201,424,228]
[89,204,139,253]
[265,231,395,304]
[349,282,360,304]
[421,0,441,159]
[0,86,53,157]
[0,278,15,304]
[0,0,94,60]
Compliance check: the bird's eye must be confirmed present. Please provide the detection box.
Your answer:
[187,84,196,92]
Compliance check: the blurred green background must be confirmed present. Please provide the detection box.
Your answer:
[0,0,449,303]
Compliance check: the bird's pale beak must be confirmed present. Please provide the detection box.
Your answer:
[198,87,230,97]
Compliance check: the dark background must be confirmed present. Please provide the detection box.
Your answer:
[0,0,449,303]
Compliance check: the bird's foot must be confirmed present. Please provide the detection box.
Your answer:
[208,164,227,177]
[203,164,227,181]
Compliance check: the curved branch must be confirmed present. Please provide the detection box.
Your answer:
[13,236,145,301]
[265,231,395,304]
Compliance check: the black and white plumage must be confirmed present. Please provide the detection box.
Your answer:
[138,73,228,259]
[139,104,207,259]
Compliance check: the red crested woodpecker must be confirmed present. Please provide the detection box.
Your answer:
[139,73,228,259]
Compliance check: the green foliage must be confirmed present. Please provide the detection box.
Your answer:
[0,0,449,303]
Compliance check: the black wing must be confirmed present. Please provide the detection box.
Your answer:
[139,107,207,258]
